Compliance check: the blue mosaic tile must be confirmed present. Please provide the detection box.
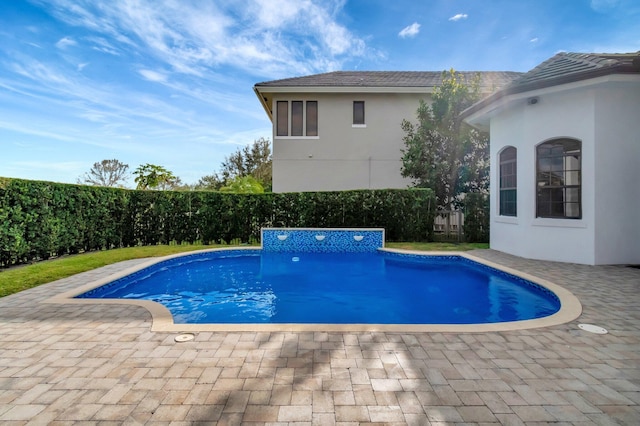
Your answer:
[261,228,384,253]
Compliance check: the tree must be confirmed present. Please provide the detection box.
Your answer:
[219,175,265,193]
[401,69,489,210]
[194,173,225,191]
[79,159,129,187]
[219,137,272,190]
[133,164,181,190]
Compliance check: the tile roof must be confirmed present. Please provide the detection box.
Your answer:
[509,51,640,90]
[462,51,640,120]
[255,71,522,90]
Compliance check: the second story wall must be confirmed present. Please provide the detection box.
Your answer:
[271,91,429,192]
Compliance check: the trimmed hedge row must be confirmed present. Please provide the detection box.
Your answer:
[0,178,129,267]
[1,178,436,267]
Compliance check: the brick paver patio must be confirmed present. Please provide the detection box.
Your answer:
[1,249,638,425]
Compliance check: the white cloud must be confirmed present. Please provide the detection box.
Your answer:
[138,69,167,83]
[86,36,122,56]
[449,13,468,22]
[398,23,421,38]
[55,36,77,49]
[79,111,108,122]
[9,59,72,87]
[0,119,80,143]
[38,0,367,78]
[252,0,304,28]
[77,62,89,71]
[530,38,539,43]
[4,54,201,133]
[247,0,365,65]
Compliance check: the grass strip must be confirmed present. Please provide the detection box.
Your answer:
[385,242,489,251]
[0,244,220,298]
[0,242,488,298]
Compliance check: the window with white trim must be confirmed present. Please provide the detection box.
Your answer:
[291,101,303,136]
[536,138,581,219]
[275,100,318,137]
[276,101,288,136]
[353,101,365,125]
[499,146,517,216]
[306,101,317,136]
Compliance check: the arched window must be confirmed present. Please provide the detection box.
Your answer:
[536,138,581,219]
[499,147,517,216]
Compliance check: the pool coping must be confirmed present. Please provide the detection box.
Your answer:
[43,247,583,333]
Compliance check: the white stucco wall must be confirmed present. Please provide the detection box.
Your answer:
[489,89,596,264]
[271,92,424,192]
[592,82,640,264]
[487,76,639,265]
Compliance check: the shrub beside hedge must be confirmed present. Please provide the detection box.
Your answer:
[0,178,436,267]
[463,192,490,243]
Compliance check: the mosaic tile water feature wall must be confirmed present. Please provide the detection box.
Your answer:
[261,228,384,253]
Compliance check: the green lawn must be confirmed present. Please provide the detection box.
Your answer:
[0,244,222,298]
[385,242,489,251]
[0,242,488,298]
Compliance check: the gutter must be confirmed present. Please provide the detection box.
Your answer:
[253,85,273,122]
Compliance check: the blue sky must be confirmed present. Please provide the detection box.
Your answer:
[1,0,638,186]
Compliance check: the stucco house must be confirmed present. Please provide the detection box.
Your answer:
[462,52,640,265]
[254,71,520,192]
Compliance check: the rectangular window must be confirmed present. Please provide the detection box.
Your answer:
[291,101,303,136]
[536,139,581,219]
[275,100,318,137]
[353,101,365,125]
[276,101,288,136]
[306,101,318,136]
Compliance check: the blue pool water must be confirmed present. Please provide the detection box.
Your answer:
[77,250,561,324]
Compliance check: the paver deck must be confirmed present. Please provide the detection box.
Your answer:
[1,249,638,425]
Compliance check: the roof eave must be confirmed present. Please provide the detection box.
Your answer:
[253,85,273,121]
[252,85,437,94]
[501,63,640,97]
[462,64,640,128]
[253,84,438,122]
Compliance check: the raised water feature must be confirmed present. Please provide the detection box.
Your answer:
[261,228,384,253]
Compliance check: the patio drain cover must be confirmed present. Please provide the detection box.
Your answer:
[175,333,195,342]
[578,324,608,334]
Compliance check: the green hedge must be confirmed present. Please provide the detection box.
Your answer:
[0,178,436,267]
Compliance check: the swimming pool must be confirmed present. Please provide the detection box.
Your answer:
[47,229,582,332]
[73,249,565,326]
